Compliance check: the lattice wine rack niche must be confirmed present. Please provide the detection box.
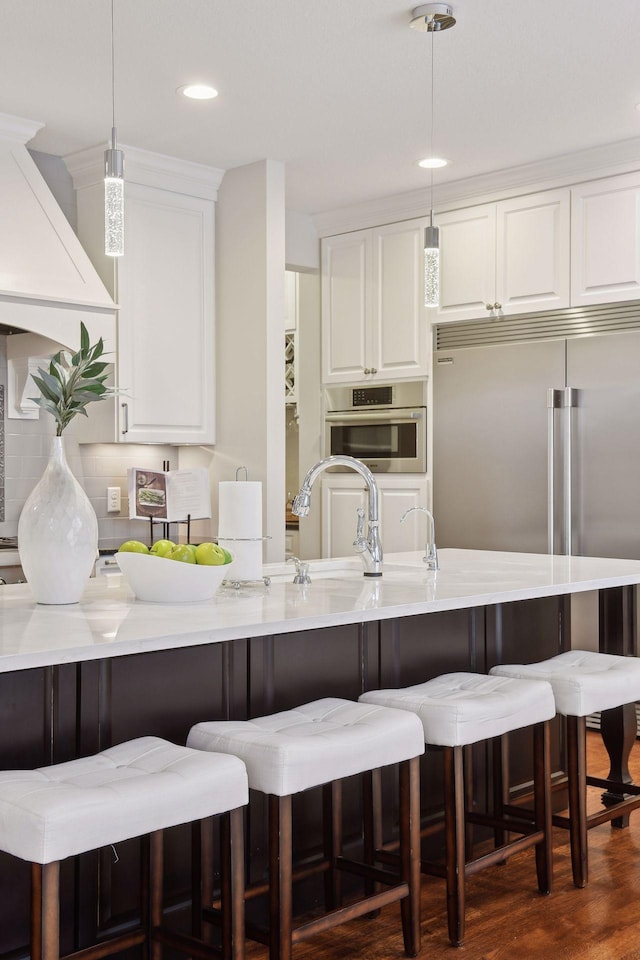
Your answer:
[285,332,296,403]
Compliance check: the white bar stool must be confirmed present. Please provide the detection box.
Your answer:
[0,736,248,960]
[359,672,556,947]
[187,697,425,960]
[490,649,640,887]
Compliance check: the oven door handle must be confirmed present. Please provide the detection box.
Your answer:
[325,409,424,423]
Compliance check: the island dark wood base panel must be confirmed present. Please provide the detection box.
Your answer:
[0,588,634,960]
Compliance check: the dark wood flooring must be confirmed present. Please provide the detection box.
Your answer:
[245,732,640,960]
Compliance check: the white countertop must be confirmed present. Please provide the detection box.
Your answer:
[1,549,640,674]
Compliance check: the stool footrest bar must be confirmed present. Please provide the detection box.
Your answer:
[291,884,410,943]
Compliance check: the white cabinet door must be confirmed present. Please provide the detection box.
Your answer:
[322,232,369,382]
[321,475,429,558]
[117,182,215,444]
[571,172,640,306]
[378,480,430,553]
[66,146,220,445]
[435,190,570,323]
[322,220,430,384]
[497,189,570,314]
[435,204,496,323]
[371,220,430,380]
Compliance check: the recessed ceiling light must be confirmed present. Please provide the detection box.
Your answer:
[178,84,218,101]
[418,157,448,169]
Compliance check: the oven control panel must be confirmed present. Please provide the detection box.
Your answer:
[352,386,393,406]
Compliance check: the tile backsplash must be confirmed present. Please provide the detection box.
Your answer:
[0,334,182,551]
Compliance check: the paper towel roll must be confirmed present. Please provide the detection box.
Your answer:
[218,481,262,540]
[218,539,263,582]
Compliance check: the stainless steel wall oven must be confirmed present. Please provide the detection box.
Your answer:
[324,382,427,473]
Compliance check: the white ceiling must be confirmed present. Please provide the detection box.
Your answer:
[3,0,640,216]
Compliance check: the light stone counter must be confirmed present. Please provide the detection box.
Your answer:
[1,549,640,674]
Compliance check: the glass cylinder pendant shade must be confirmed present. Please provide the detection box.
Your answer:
[104,135,124,257]
[424,223,439,307]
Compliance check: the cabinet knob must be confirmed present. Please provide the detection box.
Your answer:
[494,302,502,310]
[364,367,371,375]
[485,304,493,311]
[371,367,377,375]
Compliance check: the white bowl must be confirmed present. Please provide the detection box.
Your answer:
[115,551,233,602]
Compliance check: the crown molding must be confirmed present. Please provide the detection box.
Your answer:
[65,143,225,200]
[313,136,640,236]
[0,112,44,145]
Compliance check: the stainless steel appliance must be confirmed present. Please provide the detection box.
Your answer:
[433,304,640,559]
[324,381,427,473]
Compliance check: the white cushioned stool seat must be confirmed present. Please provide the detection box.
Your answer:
[0,736,248,865]
[490,650,640,717]
[187,697,425,796]
[359,672,556,746]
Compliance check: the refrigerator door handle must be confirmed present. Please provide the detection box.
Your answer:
[562,387,579,555]
[547,389,562,554]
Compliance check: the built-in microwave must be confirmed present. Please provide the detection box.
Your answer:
[324,382,427,474]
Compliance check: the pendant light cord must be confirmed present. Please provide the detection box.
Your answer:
[110,0,116,145]
[429,20,435,226]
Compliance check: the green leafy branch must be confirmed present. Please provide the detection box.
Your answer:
[29,322,115,436]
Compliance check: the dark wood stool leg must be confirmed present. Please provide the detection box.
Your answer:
[444,745,466,948]
[220,814,233,959]
[39,861,60,960]
[399,757,421,958]
[362,769,382,913]
[149,830,164,960]
[269,794,293,960]
[464,745,475,858]
[227,807,246,960]
[534,719,553,895]
[567,715,588,888]
[31,864,43,960]
[194,817,215,945]
[492,735,509,851]
[323,779,343,910]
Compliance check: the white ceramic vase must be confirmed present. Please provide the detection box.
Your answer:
[18,436,98,604]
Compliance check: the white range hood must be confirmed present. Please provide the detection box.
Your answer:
[0,112,116,351]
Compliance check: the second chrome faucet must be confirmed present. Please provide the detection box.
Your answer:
[401,506,438,571]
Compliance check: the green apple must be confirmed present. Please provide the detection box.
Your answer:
[221,547,233,564]
[150,539,175,558]
[195,542,227,566]
[185,543,198,558]
[169,544,197,564]
[118,540,149,554]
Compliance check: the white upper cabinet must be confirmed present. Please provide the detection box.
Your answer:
[435,189,571,323]
[322,218,430,383]
[571,172,640,306]
[65,145,223,444]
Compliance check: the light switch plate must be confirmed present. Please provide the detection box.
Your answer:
[107,486,121,513]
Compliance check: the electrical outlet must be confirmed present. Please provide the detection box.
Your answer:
[107,486,121,513]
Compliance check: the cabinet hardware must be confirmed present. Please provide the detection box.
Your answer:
[364,367,371,374]
[121,402,129,435]
[485,304,493,310]
[371,367,377,374]
[494,302,502,310]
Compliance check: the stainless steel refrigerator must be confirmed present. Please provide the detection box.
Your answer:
[433,305,640,560]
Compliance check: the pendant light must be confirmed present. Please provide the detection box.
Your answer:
[104,0,124,257]
[410,4,456,307]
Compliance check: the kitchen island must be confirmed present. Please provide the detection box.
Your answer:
[0,548,638,958]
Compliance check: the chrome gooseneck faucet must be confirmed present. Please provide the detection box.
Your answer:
[292,455,383,577]
[401,506,438,571]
